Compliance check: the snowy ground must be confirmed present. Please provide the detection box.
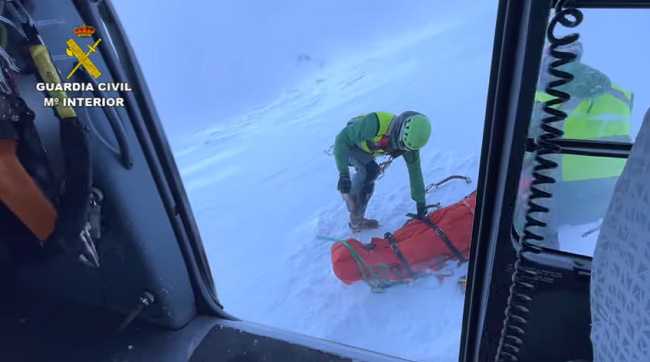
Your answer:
[559,221,601,257]
[168,8,494,361]
[112,1,650,361]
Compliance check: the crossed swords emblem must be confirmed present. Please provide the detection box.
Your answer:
[65,38,102,79]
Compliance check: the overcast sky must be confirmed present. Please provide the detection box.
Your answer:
[111,0,487,133]
[111,1,650,138]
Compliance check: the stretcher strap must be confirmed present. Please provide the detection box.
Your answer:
[336,238,460,292]
[419,217,466,262]
[384,232,416,279]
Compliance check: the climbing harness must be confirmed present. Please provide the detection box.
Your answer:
[326,142,472,188]
[376,156,394,180]
[324,144,394,180]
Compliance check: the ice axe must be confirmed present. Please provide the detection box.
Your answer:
[426,175,471,193]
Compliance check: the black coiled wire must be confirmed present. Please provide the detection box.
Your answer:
[494,1,584,361]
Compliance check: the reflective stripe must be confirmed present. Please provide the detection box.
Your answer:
[563,86,631,181]
[533,86,632,181]
[563,86,631,140]
[561,155,627,181]
[534,92,582,116]
[570,113,628,121]
[608,86,633,109]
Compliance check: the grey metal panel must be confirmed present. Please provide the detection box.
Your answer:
[10,0,196,329]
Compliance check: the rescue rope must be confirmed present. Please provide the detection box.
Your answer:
[338,240,405,292]
[334,239,458,293]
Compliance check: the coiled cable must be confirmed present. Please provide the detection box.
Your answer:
[494,1,584,361]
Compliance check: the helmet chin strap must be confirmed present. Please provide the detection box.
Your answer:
[398,116,419,151]
[395,116,409,150]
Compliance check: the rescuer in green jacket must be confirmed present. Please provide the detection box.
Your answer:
[333,111,431,233]
[515,41,633,248]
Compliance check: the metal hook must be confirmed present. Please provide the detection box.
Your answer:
[5,0,30,26]
[0,69,11,94]
[78,224,100,267]
[0,46,22,73]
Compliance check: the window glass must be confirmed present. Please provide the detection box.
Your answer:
[113,0,497,361]
[532,9,650,143]
[513,151,624,256]
[519,9,650,257]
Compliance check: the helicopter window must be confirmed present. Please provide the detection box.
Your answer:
[111,0,502,360]
[514,8,650,257]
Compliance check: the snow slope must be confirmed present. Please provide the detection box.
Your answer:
[167,10,495,362]
[112,1,650,361]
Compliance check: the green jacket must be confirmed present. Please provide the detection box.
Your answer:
[333,113,426,204]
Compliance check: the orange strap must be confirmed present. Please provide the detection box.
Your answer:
[462,199,475,216]
[0,140,57,241]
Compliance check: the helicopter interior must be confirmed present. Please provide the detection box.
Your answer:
[0,0,648,362]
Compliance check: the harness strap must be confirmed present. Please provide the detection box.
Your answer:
[0,137,56,240]
[384,232,416,279]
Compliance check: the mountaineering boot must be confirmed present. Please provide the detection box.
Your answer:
[348,218,380,233]
[347,186,379,233]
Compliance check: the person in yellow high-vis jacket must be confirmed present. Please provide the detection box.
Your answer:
[516,41,633,249]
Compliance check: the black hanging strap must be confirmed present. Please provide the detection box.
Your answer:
[384,232,416,279]
[418,217,466,262]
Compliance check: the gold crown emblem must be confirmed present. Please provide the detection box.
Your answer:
[73,24,95,37]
